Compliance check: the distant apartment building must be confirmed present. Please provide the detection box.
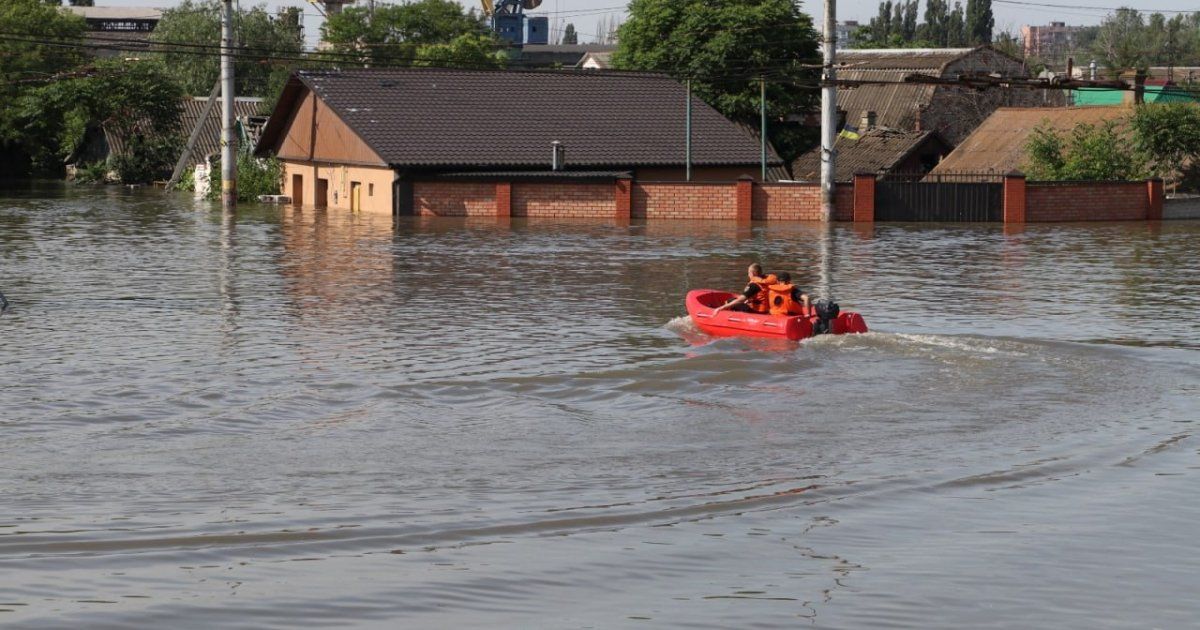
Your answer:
[1021,22,1082,59]
[836,21,860,50]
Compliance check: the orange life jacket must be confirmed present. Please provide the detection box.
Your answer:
[767,282,803,316]
[747,274,777,313]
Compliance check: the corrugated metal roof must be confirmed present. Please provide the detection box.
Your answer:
[67,6,163,20]
[837,48,974,70]
[836,69,937,132]
[791,129,947,181]
[256,68,782,170]
[101,97,261,167]
[929,106,1130,174]
[178,97,263,167]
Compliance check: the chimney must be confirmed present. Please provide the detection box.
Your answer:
[860,110,877,131]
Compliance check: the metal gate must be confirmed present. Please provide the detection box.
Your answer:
[874,172,1004,222]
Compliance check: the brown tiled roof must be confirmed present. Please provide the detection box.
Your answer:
[791,129,948,182]
[929,106,1130,174]
[255,68,781,170]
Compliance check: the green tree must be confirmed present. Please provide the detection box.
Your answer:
[0,0,86,170]
[1130,103,1200,186]
[320,0,490,66]
[946,1,966,46]
[16,59,183,180]
[150,0,303,99]
[613,0,819,162]
[964,0,992,44]
[1024,120,1148,181]
[921,0,949,45]
[1093,8,1151,77]
[902,0,919,40]
[561,22,578,45]
[413,33,507,68]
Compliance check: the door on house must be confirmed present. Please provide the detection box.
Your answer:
[315,178,329,208]
[350,181,362,212]
[291,174,303,207]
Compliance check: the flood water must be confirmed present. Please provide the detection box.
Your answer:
[2,184,1199,628]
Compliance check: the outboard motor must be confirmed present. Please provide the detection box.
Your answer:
[812,299,840,335]
[0,290,8,314]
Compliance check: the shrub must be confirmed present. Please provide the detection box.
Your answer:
[206,155,282,201]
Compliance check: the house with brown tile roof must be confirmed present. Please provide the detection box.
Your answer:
[254,68,782,215]
[929,106,1130,174]
[834,46,1062,145]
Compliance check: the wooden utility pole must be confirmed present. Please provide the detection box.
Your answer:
[685,79,692,182]
[760,77,767,181]
[220,0,237,209]
[820,0,837,221]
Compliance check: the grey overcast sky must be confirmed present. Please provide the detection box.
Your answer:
[93,0,1187,48]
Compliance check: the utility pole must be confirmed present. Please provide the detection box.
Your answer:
[685,79,692,182]
[760,77,767,181]
[220,0,237,210]
[820,0,837,221]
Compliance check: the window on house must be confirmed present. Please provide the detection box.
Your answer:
[368,183,374,197]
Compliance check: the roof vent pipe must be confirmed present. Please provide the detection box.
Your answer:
[551,141,565,171]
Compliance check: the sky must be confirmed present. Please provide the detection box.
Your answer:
[93,0,1193,48]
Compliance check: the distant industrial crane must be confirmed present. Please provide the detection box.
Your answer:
[480,0,547,46]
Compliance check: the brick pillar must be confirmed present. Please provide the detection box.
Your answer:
[1147,178,1164,220]
[1003,172,1027,223]
[852,173,875,222]
[614,176,632,220]
[735,176,753,222]
[495,181,511,218]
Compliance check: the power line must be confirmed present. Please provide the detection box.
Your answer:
[993,0,1200,14]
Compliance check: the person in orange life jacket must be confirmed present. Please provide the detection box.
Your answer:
[712,263,776,314]
[766,272,811,316]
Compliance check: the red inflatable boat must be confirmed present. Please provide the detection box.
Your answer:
[686,289,868,341]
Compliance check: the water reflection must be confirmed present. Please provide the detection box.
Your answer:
[1,189,1199,628]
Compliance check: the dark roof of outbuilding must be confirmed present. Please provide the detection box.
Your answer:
[255,68,781,170]
[791,128,950,182]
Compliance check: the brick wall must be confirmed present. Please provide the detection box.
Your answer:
[752,183,823,220]
[835,185,855,221]
[632,182,739,220]
[512,182,615,218]
[413,181,496,217]
[1026,182,1148,222]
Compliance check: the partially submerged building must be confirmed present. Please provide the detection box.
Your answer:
[834,46,1059,145]
[253,68,782,215]
[791,125,950,182]
[929,106,1129,174]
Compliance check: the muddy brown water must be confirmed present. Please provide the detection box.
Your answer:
[2,184,1199,628]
